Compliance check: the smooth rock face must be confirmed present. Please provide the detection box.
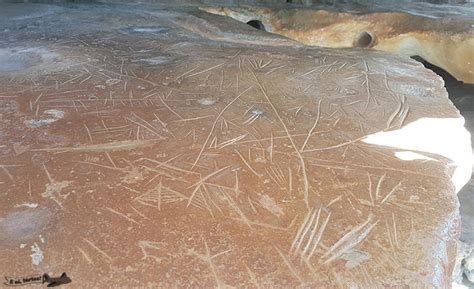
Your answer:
[0,3,471,288]
[202,6,474,84]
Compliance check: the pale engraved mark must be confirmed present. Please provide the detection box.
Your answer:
[380,181,402,204]
[231,217,293,231]
[105,207,140,225]
[172,115,213,123]
[367,174,375,206]
[188,240,230,288]
[216,133,249,150]
[250,70,310,211]
[274,245,305,284]
[296,60,337,78]
[288,168,293,195]
[305,212,331,262]
[291,208,318,255]
[300,99,323,151]
[243,108,264,125]
[41,163,72,208]
[209,136,218,149]
[77,247,94,265]
[105,152,117,168]
[218,187,253,229]
[175,65,201,82]
[234,149,262,178]
[361,59,379,112]
[375,173,386,201]
[138,240,166,262]
[138,157,199,176]
[158,94,184,120]
[83,123,93,144]
[299,208,321,257]
[186,165,231,207]
[383,71,399,101]
[245,266,261,289]
[83,238,112,263]
[31,139,159,153]
[234,171,239,197]
[269,132,274,163]
[127,113,165,139]
[130,204,149,220]
[199,184,218,219]
[191,86,253,169]
[392,213,399,248]
[76,160,143,184]
[134,182,189,209]
[178,63,225,83]
[248,58,273,70]
[26,180,32,198]
[265,165,287,187]
[386,95,405,129]
[322,215,378,265]
[326,195,342,208]
[290,207,331,262]
[0,164,21,182]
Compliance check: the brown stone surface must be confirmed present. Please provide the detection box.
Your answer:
[0,3,471,288]
[202,6,474,84]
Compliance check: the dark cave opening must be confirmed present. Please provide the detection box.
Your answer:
[246,20,266,31]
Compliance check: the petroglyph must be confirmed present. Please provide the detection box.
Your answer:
[30,242,43,266]
[134,181,189,209]
[322,215,378,265]
[188,240,230,288]
[291,207,331,262]
[0,5,468,287]
[41,164,72,207]
[31,139,159,153]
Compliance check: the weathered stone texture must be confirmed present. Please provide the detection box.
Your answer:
[0,3,471,288]
[203,6,474,84]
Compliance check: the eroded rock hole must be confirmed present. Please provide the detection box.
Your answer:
[247,20,266,31]
[354,31,375,48]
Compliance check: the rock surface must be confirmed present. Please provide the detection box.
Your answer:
[202,6,474,84]
[0,3,471,288]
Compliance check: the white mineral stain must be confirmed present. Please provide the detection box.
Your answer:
[42,180,72,206]
[197,98,217,106]
[133,27,166,33]
[14,203,39,208]
[105,78,121,86]
[30,242,43,265]
[341,249,371,269]
[25,109,65,128]
[259,194,284,217]
[138,56,172,65]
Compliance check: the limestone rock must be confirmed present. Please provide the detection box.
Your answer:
[202,6,474,84]
[0,3,471,288]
